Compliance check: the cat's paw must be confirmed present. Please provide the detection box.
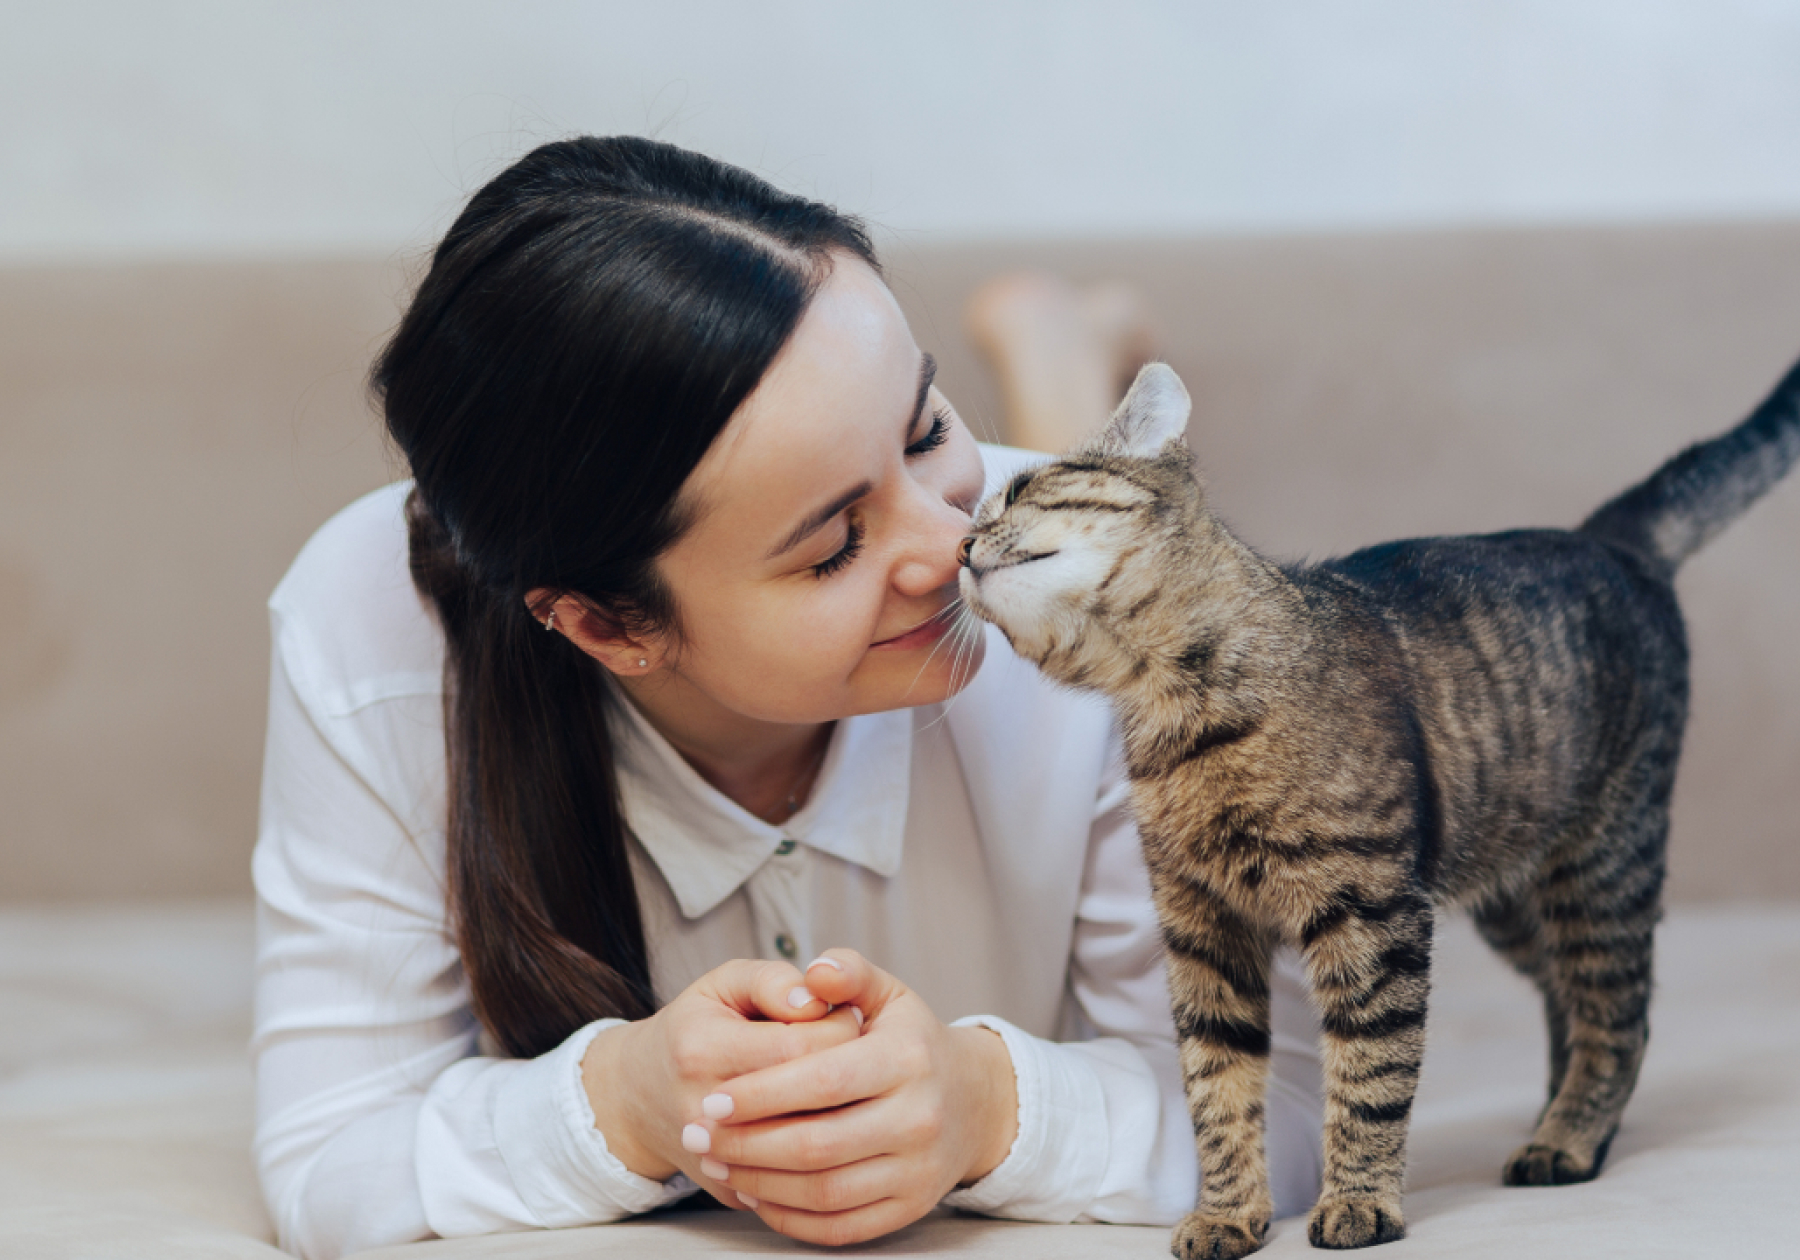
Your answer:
[1502,1141,1601,1186]
[1170,1209,1268,1260]
[1306,1195,1406,1249]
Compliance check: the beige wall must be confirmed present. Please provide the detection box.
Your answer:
[3,223,1798,902]
[1,261,402,898]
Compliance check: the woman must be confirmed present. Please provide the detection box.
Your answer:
[252,136,1323,1260]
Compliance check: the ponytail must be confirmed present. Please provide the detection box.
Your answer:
[407,492,652,1056]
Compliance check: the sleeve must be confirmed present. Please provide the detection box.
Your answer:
[251,623,693,1260]
[941,732,1322,1225]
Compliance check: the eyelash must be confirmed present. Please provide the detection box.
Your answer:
[812,516,865,579]
[905,406,952,458]
[811,407,951,579]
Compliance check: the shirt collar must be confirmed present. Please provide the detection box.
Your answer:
[608,692,915,919]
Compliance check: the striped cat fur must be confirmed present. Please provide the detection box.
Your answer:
[958,355,1800,1257]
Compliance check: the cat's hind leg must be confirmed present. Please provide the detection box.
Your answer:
[1301,886,1433,1249]
[1470,892,1569,1108]
[1504,794,1668,1187]
[1157,878,1276,1260]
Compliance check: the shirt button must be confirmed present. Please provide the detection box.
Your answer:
[774,933,798,960]
[774,838,797,857]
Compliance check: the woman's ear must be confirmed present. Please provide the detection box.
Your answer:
[524,589,667,676]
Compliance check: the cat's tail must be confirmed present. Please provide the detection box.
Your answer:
[1582,352,1800,573]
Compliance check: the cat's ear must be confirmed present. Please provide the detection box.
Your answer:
[1099,363,1190,459]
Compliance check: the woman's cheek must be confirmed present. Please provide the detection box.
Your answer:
[840,568,894,657]
[764,577,870,679]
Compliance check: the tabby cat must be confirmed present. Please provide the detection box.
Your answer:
[957,356,1800,1257]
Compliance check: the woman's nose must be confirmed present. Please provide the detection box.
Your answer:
[892,495,974,597]
[956,536,974,567]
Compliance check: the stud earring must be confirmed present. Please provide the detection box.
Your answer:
[544,608,556,632]
[637,658,648,669]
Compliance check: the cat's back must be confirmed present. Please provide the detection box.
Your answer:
[1313,527,1683,663]
[1304,526,1688,897]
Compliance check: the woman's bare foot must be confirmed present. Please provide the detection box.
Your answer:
[965,273,1158,452]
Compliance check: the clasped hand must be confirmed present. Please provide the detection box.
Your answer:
[581,949,1018,1246]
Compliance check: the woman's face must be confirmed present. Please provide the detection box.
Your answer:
[647,256,988,727]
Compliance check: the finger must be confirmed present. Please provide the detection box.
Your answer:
[714,1031,900,1125]
[695,958,831,1024]
[724,1154,901,1215]
[705,1002,863,1083]
[707,1095,907,1172]
[686,1157,748,1212]
[687,1144,799,1215]
[747,1192,930,1248]
[798,948,907,1022]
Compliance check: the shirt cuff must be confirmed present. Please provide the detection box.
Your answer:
[493,1018,697,1227]
[941,1014,1110,1222]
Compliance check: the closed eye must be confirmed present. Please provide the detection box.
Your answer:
[1033,497,1139,513]
[906,407,952,458]
[811,515,865,578]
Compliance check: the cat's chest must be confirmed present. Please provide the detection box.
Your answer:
[1126,762,1325,929]
[1125,741,1279,846]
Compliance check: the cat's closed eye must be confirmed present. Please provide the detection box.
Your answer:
[1004,471,1034,507]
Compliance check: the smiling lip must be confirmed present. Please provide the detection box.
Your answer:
[871,610,955,651]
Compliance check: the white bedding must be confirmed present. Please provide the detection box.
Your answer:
[2,900,1795,1258]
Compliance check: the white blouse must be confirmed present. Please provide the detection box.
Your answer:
[251,466,1324,1260]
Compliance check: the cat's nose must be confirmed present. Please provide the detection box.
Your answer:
[956,536,974,567]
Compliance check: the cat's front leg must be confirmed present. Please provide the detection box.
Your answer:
[1301,886,1433,1250]
[1155,877,1276,1260]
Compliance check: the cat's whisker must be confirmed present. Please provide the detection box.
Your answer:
[947,620,974,682]
[903,599,965,697]
[919,608,983,730]
[914,626,972,727]
[956,615,982,689]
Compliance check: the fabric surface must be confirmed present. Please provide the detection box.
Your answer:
[0,902,281,1258]
[3,900,1797,1257]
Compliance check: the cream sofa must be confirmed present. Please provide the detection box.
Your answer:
[5,901,1796,1257]
[4,224,1799,1256]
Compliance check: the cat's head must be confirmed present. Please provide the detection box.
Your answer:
[959,363,1203,683]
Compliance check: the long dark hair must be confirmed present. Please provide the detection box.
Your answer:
[371,136,877,1058]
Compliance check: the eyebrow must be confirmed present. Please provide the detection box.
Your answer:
[764,352,939,561]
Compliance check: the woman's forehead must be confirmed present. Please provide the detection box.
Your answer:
[676,260,919,546]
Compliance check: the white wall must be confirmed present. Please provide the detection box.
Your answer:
[6,0,1800,262]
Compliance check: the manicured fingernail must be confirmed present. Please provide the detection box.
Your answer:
[805,956,843,973]
[849,1004,864,1028]
[738,1192,761,1210]
[699,1157,729,1181]
[680,1123,710,1154]
[701,1093,734,1120]
[787,985,816,1009]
